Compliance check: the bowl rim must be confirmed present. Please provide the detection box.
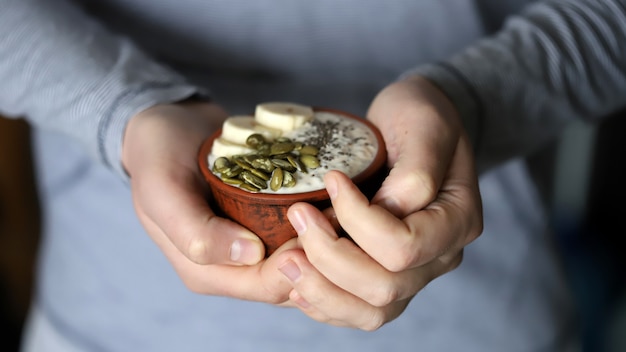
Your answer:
[197,107,386,202]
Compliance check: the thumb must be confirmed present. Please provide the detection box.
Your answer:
[367,77,461,218]
[132,170,265,265]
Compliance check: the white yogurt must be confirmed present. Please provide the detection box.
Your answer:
[209,111,378,194]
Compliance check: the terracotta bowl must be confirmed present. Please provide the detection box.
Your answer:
[198,107,387,255]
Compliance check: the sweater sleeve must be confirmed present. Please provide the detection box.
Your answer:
[0,0,209,178]
[407,0,626,172]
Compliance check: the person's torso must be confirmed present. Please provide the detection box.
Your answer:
[79,0,502,114]
[27,2,578,352]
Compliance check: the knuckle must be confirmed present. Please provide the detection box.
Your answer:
[470,220,484,241]
[187,236,210,264]
[260,282,290,305]
[406,169,438,202]
[181,215,218,265]
[360,311,386,332]
[385,169,437,213]
[368,284,399,307]
[265,291,288,305]
[381,243,420,272]
[437,250,464,279]
[449,251,464,271]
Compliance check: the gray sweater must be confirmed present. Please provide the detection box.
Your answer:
[1,0,624,175]
[1,0,624,351]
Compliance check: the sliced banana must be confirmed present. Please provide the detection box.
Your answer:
[211,137,255,158]
[221,115,282,145]
[255,102,314,132]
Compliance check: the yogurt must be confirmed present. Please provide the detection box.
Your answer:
[209,111,378,194]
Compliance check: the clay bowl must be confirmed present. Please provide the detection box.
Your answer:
[198,107,387,255]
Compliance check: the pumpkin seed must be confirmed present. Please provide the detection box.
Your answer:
[282,171,296,187]
[246,133,266,148]
[270,168,284,191]
[300,154,320,169]
[213,157,232,173]
[241,170,268,189]
[271,153,291,160]
[270,158,296,172]
[232,156,254,170]
[257,143,271,156]
[221,177,244,186]
[221,165,243,178]
[250,168,270,181]
[250,157,275,173]
[239,183,260,192]
[299,145,319,156]
[270,142,295,155]
[287,155,306,173]
[243,154,259,163]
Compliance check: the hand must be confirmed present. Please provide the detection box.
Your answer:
[122,101,293,303]
[278,76,483,329]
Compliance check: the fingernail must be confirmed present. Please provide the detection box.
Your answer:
[325,175,338,200]
[230,238,263,265]
[291,290,311,308]
[279,260,301,282]
[288,209,307,235]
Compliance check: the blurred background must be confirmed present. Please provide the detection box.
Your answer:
[0,112,624,351]
[0,117,40,352]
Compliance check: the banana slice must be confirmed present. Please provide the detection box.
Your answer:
[255,102,314,132]
[211,137,255,158]
[221,115,282,145]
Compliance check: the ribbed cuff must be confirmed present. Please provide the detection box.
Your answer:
[98,83,210,180]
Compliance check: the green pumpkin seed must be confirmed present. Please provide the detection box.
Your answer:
[270,168,284,191]
[299,145,319,156]
[221,165,243,178]
[270,158,296,172]
[246,133,266,148]
[241,170,268,189]
[213,157,232,173]
[271,153,291,160]
[270,142,295,155]
[233,156,253,170]
[257,143,271,156]
[300,154,320,169]
[221,177,244,186]
[243,154,260,163]
[250,168,270,181]
[250,157,275,173]
[287,155,306,173]
[282,171,296,187]
[239,183,260,192]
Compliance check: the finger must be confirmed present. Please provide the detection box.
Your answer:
[367,78,461,218]
[277,249,393,331]
[140,207,295,302]
[326,134,480,271]
[288,203,460,306]
[132,168,265,266]
[322,207,341,233]
[371,124,457,218]
[278,248,418,331]
[324,171,419,271]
